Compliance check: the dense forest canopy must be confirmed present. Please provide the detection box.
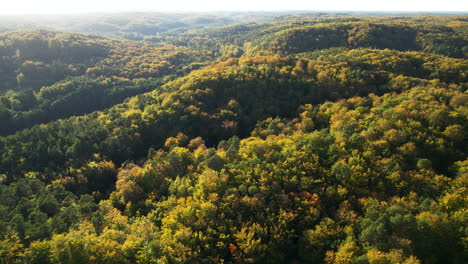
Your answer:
[0,13,466,264]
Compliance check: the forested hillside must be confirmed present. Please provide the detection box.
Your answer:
[0,31,214,135]
[0,14,466,264]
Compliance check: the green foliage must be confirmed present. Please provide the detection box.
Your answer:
[0,14,466,264]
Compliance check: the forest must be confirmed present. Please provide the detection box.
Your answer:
[0,13,466,264]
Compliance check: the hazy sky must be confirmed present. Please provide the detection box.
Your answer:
[1,0,467,14]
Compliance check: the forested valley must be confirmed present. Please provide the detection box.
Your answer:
[0,13,467,264]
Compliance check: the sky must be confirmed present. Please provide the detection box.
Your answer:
[1,0,467,14]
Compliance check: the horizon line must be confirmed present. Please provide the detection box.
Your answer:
[1,10,467,16]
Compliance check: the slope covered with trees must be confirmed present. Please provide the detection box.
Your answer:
[0,31,214,135]
[245,20,467,58]
[0,14,466,264]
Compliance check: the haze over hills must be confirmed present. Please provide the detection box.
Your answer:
[1,0,467,13]
[0,11,466,264]
[0,11,467,37]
